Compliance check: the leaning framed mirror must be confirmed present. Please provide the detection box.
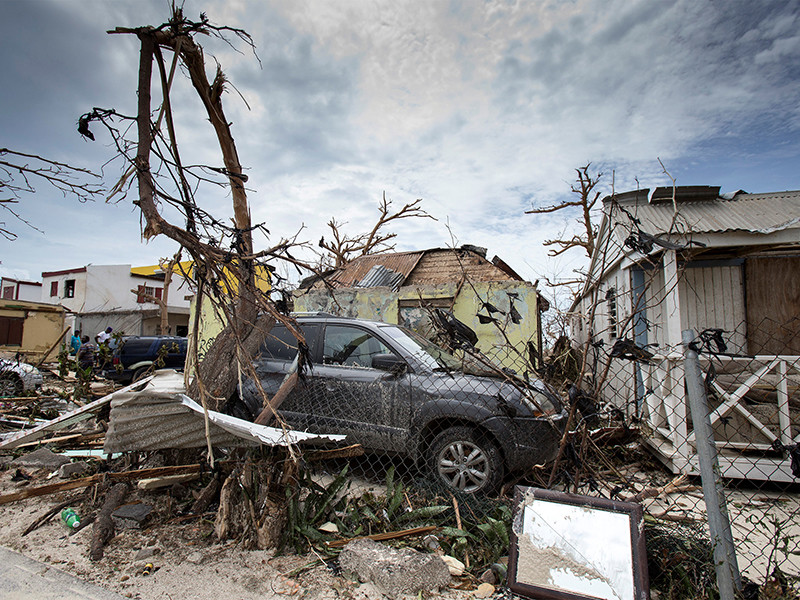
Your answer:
[508,486,649,600]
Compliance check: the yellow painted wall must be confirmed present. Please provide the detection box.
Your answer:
[132,261,271,295]
[294,281,540,370]
[0,300,66,362]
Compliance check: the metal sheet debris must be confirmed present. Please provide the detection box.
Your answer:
[0,376,155,450]
[103,370,345,453]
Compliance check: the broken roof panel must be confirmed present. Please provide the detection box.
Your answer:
[355,265,406,290]
[311,246,527,291]
[327,251,424,288]
[608,189,800,236]
[103,370,344,453]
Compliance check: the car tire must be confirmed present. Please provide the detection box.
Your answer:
[428,426,503,494]
[0,373,24,397]
[132,367,151,382]
[225,395,258,421]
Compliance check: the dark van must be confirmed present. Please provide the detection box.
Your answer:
[103,335,187,384]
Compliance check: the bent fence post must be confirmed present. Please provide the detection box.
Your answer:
[682,329,741,600]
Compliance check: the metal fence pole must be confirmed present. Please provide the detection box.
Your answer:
[682,329,741,599]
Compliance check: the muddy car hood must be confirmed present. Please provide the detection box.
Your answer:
[412,370,562,417]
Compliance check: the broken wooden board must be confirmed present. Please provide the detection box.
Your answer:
[0,463,208,505]
[0,376,154,451]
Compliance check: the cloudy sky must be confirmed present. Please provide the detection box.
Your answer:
[2,0,800,300]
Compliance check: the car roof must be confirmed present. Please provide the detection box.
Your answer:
[120,335,186,340]
[291,313,391,327]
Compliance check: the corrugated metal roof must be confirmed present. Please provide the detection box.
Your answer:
[327,251,424,288]
[104,371,345,453]
[355,265,406,290]
[609,190,800,236]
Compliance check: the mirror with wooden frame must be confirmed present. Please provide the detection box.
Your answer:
[508,486,649,600]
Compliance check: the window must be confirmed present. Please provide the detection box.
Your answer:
[50,281,58,297]
[263,325,319,361]
[0,316,23,346]
[2,286,13,300]
[606,287,618,339]
[64,279,75,298]
[323,325,391,368]
[136,285,160,303]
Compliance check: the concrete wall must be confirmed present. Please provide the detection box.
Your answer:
[41,270,87,310]
[1,279,43,302]
[293,281,541,369]
[0,299,66,362]
[42,265,192,313]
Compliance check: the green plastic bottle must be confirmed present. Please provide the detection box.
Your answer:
[61,508,80,529]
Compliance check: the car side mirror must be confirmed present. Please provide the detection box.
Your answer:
[371,353,407,375]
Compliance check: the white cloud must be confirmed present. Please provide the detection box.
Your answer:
[1,0,799,290]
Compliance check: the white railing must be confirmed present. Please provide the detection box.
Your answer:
[636,353,800,482]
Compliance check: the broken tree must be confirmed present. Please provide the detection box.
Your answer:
[80,9,312,416]
[75,8,323,551]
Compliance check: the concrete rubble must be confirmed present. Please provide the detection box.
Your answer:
[338,538,451,599]
[111,502,152,529]
[11,447,70,470]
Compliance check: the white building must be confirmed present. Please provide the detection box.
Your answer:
[1,277,43,302]
[41,264,192,338]
[571,187,800,482]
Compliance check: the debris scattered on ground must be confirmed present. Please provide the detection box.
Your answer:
[339,537,451,599]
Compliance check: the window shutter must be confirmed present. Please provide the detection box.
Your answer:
[50,281,58,297]
[0,317,23,345]
[155,288,163,301]
[137,285,146,303]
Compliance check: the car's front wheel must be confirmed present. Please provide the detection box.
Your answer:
[0,373,24,397]
[428,426,503,494]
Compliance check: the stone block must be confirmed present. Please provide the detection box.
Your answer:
[59,460,90,479]
[112,502,152,529]
[11,448,70,471]
[339,538,450,599]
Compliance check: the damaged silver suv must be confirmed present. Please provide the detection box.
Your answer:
[234,314,566,494]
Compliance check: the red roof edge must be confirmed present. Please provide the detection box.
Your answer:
[491,256,524,281]
[41,267,87,278]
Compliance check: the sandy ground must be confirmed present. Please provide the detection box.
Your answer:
[0,464,485,600]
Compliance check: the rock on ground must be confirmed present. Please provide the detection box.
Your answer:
[339,538,451,600]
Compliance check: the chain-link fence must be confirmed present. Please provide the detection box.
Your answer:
[577,315,800,598]
[229,309,799,598]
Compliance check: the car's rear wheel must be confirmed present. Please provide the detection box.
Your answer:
[132,366,151,382]
[428,426,503,494]
[0,373,24,397]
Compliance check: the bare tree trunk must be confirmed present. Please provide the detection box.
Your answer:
[89,482,129,561]
[187,312,274,410]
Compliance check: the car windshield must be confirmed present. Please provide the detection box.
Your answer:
[379,325,462,371]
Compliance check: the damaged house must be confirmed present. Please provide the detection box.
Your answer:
[294,245,549,370]
[571,187,800,481]
[0,298,66,362]
[41,263,192,338]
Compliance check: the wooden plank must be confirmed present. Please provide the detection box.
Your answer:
[0,376,153,450]
[745,256,800,355]
[325,525,438,548]
[137,473,200,490]
[680,268,697,333]
[709,359,778,411]
[0,463,207,505]
[777,360,793,446]
[15,433,84,448]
